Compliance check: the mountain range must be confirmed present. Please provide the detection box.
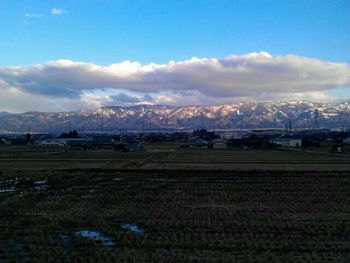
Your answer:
[0,101,349,133]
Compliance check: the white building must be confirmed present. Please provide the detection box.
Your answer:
[271,138,302,147]
[39,139,67,147]
[40,138,92,147]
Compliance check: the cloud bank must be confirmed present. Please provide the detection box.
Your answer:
[1,52,349,112]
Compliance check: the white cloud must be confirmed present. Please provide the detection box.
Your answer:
[25,13,44,18]
[0,87,93,113]
[51,8,68,16]
[0,52,349,112]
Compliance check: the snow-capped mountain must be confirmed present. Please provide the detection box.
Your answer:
[0,102,349,132]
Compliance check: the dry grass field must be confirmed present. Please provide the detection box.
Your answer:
[0,145,350,171]
[1,145,350,262]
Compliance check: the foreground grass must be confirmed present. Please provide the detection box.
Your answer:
[1,169,350,262]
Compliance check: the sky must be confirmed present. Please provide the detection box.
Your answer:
[0,0,349,112]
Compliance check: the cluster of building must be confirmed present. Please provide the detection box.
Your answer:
[181,129,350,154]
[1,128,350,154]
[0,133,142,152]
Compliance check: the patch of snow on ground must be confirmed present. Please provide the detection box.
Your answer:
[75,230,115,246]
[0,186,15,194]
[120,224,144,234]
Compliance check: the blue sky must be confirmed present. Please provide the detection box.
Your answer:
[1,0,349,65]
[0,0,349,112]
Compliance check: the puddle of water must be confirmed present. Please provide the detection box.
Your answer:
[75,230,115,246]
[120,223,144,234]
[0,178,18,195]
[34,179,48,191]
[35,179,47,185]
[0,178,49,193]
[0,187,15,194]
[0,179,18,186]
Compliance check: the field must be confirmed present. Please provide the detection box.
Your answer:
[0,144,350,170]
[1,145,350,262]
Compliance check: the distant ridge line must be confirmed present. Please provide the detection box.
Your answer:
[0,101,349,132]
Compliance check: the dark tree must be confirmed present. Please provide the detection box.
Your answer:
[26,133,32,144]
[59,130,79,138]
